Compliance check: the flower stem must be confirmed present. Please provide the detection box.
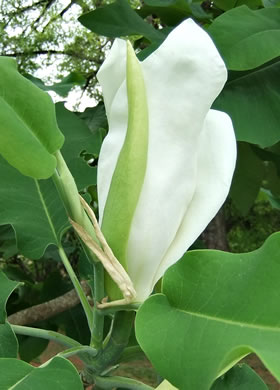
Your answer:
[58,345,98,359]
[11,324,81,348]
[91,311,135,374]
[58,245,93,329]
[91,261,104,349]
[53,151,97,241]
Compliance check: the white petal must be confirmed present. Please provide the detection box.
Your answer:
[97,19,231,301]
[145,110,236,300]
[156,110,236,283]
[126,20,229,300]
[97,38,127,119]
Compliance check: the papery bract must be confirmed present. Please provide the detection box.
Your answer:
[97,19,236,301]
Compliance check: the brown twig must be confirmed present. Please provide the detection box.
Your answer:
[202,208,229,251]
[7,281,91,326]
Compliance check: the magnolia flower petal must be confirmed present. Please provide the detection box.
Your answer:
[135,110,236,300]
[126,20,228,300]
[101,42,149,299]
[97,39,128,220]
[97,39,127,119]
[98,19,232,301]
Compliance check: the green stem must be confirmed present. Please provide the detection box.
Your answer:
[11,324,81,348]
[91,261,104,349]
[91,311,135,374]
[58,245,93,329]
[53,151,97,240]
[53,151,106,349]
[58,345,98,359]
[99,303,140,316]
[94,375,154,390]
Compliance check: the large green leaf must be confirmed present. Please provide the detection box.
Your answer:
[0,323,18,358]
[139,0,191,25]
[139,0,209,24]
[209,6,280,70]
[156,364,268,390]
[211,364,268,389]
[0,225,18,259]
[0,57,64,179]
[77,102,108,135]
[214,59,280,147]
[0,104,98,259]
[263,0,280,6]
[136,232,280,390]
[230,142,265,215]
[78,0,163,42]
[55,103,102,189]
[0,271,20,358]
[0,271,20,323]
[155,380,177,390]
[213,0,262,11]
[0,357,83,389]
[25,72,86,98]
[0,157,68,258]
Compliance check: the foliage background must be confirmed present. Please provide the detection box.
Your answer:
[1,0,280,389]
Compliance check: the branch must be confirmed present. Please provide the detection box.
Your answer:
[8,281,91,326]
[3,49,99,62]
[202,208,229,251]
[42,1,76,32]
[1,0,47,27]
[31,0,56,29]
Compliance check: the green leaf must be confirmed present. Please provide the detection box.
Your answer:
[0,157,68,258]
[230,142,265,215]
[0,225,18,259]
[263,0,280,7]
[55,103,101,189]
[208,6,280,70]
[0,356,83,389]
[78,0,163,42]
[0,57,64,179]
[262,189,280,210]
[211,364,268,389]
[136,232,280,389]
[0,271,20,323]
[213,59,280,147]
[52,305,90,345]
[139,0,191,25]
[0,271,20,358]
[18,336,49,363]
[25,72,86,98]
[213,0,262,11]
[77,102,108,135]
[0,323,18,358]
[155,380,177,390]
[0,104,98,259]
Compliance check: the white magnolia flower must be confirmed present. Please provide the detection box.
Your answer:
[97,19,236,302]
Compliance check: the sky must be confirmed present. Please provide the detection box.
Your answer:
[4,0,100,111]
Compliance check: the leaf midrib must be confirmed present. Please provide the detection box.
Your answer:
[8,370,33,390]
[175,306,280,332]
[34,179,59,245]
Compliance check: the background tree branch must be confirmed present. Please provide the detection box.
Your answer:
[8,281,91,326]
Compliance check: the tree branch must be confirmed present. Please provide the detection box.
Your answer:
[202,208,229,251]
[3,49,99,62]
[8,281,91,326]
